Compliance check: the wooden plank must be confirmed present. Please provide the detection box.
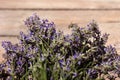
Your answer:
[0,0,120,9]
[0,10,120,35]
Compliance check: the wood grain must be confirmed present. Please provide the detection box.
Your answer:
[0,10,120,35]
[0,0,120,9]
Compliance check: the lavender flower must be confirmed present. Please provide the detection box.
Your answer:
[87,69,98,79]
[59,59,64,68]
[0,64,5,72]
[73,72,77,78]
[2,41,12,51]
[0,14,120,80]
[104,45,117,54]
[102,33,109,44]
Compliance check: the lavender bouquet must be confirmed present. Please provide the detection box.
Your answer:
[0,14,120,80]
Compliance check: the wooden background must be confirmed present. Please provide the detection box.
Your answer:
[0,0,120,61]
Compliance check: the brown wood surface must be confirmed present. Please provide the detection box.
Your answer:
[0,10,120,35]
[0,0,120,9]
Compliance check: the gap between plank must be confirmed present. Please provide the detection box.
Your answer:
[0,35,18,37]
[0,8,120,11]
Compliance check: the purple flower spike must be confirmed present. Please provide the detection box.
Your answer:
[104,45,117,54]
[78,61,81,65]
[2,41,12,51]
[59,60,64,68]
[87,69,98,79]
[73,53,78,59]
[73,72,77,78]
[0,14,120,80]
[16,57,24,67]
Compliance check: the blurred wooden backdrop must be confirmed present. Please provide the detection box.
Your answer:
[0,0,120,60]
